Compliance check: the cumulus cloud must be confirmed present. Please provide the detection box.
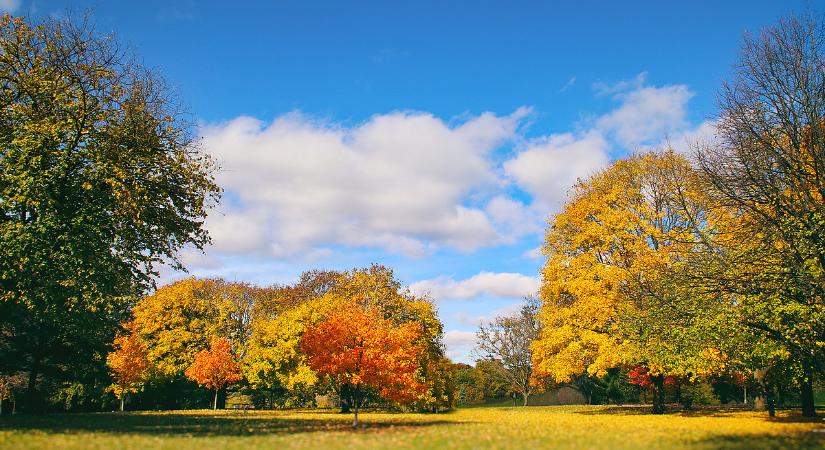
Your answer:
[595,73,694,149]
[443,330,478,362]
[454,301,524,327]
[202,109,531,258]
[504,131,609,209]
[191,73,705,265]
[409,271,540,301]
[504,73,698,209]
[664,119,719,155]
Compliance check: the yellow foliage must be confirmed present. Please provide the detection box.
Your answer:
[533,150,726,382]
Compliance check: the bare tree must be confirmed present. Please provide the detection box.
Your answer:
[696,12,825,417]
[475,297,541,406]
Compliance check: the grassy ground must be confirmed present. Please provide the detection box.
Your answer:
[0,405,823,450]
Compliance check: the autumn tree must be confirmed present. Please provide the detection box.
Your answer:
[185,337,243,410]
[244,266,446,412]
[532,151,734,413]
[695,13,825,417]
[131,278,276,381]
[106,323,149,411]
[475,297,541,406]
[331,265,445,413]
[244,300,324,399]
[0,14,220,410]
[301,303,426,427]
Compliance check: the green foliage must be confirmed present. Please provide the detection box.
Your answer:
[0,13,219,410]
[680,382,719,409]
[456,360,510,405]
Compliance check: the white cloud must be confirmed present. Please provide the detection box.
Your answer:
[560,76,576,92]
[0,0,20,13]
[201,109,531,258]
[504,73,697,210]
[593,72,649,97]
[409,271,540,301]
[188,73,706,267]
[522,245,543,259]
[664,119,718,155]
[505,132,609,209]
[454,301,524,328]
[443,330,478,362]
[596,75,694,149]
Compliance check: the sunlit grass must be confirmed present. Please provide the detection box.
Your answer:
[0,405,822,449]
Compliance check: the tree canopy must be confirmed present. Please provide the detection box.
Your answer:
[0,14,219,410]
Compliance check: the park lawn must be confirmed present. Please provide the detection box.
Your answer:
[0,406,823,450]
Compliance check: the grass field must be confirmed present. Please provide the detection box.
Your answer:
[1,406,823,450]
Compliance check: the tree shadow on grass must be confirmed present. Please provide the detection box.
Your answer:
[694,433,825,450]
[0,412,458,437]
[571,404,824,421]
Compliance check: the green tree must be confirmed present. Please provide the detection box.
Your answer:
[0,14,220,409]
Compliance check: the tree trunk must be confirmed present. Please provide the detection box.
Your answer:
[214,389,219,410]
[339,383,351,413]
[651,374,665,414]
[523,392,529,406]
[743,385,747,404]
[353,403,359,428]
[1,396,3,416]
[24,354,40,412]
[754,367,775,417]
[120,397,124,412]
[800,362,817,417]
[352,384,361,428]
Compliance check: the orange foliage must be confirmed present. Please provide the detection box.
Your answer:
[106,322,149,410]
[184,337,243,401]
[301,303,427,409]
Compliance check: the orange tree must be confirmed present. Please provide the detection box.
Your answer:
[301,303,426,427]
[106,322,149,411]
[184,337,243,410]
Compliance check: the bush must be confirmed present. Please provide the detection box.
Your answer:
[681,382,719,409]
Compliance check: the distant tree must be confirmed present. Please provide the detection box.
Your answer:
[132,279,274,379]
[185,338,243,410]
[106,323,149,411]
[0,373,26,415]
[475,298,541,406]
[456,360,511,405]
[301,303,426,427]
[0,13,220,410]
[245,265,444,414]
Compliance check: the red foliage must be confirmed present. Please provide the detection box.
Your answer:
[627,366,677,388]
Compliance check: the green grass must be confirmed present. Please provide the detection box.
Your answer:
[1,406,823,449]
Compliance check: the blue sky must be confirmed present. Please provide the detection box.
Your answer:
[7,0,813,362]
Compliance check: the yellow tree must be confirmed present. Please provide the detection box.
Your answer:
[132,278,274,380]
[243,266,447,411]
[185,337,243,410]
[532,150,731,413]
[106,322,150,411]
[243,299,330,396]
